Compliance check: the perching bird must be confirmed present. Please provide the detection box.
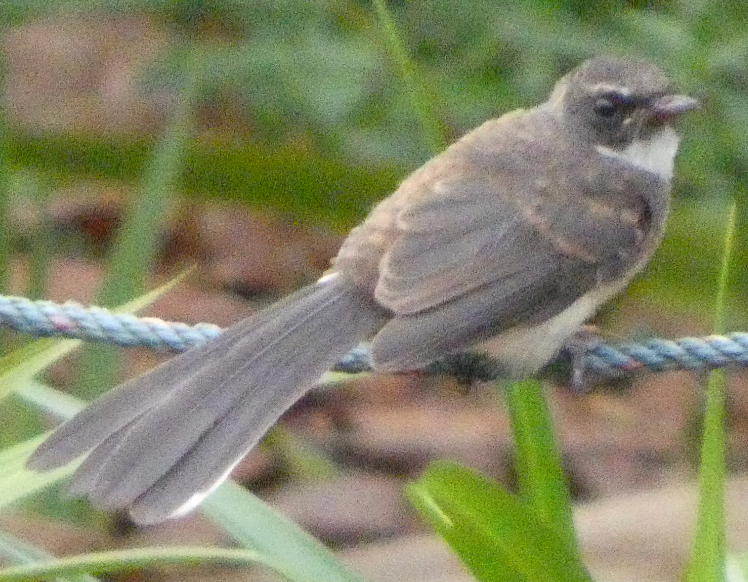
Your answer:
[28,57,698,524]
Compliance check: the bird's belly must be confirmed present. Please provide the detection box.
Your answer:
[475,277,631,377]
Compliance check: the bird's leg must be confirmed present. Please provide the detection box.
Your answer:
[562,325,603,394]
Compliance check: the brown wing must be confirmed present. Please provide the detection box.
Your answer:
[372,177,535,314]
[369,157,663,371]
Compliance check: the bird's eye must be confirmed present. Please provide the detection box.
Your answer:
[593,98,617,118]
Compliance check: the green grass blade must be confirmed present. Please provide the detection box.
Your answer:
[0,380,84,511]
[684,198,737,582]
[21,173,52,300]
[76,53,201,399]
[96,58,201,309]
[0,430,77,512]
[0,546,297,582]
[0,339,81,404]
[370,0,448,154]
[730,553,748,580]
[202,481,366,582]
[407,461,591,582]
[262,428,340,482]
[503,379,578,550]
[14,379,86,422]
[0,531,98,582]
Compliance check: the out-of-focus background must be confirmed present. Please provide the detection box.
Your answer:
[1,1,748,581]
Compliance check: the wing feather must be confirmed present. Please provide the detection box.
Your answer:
[370,158,662,371]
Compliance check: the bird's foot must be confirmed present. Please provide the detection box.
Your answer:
[562,325,603,394]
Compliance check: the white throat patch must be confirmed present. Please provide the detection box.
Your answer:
[595,126,680,181]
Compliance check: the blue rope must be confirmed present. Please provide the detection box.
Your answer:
[0,294,745,379]
[0,296,221,350]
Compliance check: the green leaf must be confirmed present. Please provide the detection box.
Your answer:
[0,546,296,582]
[0,531,99,582]
[0,381,85,512]
[684,199,737,581]
[0,380,87,514]
[202,481,366,582]
[262,428,340,482]
[0,74,12,295]
[504,379,577,550]
[0,431,77,513]
[407,461,591,582]
[0,339,81,404]
[14,379,86,423]
[95,55,200,309]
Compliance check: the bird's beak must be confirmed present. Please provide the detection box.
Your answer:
[651,94,700,120]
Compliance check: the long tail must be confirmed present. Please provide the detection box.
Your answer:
[28,276,385,524]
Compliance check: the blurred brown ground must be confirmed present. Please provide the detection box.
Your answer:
[4,14,748,582]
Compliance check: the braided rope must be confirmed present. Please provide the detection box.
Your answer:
[0,296,221,351]
[0,294,744,379]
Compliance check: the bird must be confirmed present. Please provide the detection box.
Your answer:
[28,56,698,525]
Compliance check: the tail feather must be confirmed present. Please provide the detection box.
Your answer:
[27,300,276,471]
[28,277,385,524]
[65,419,140,496]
